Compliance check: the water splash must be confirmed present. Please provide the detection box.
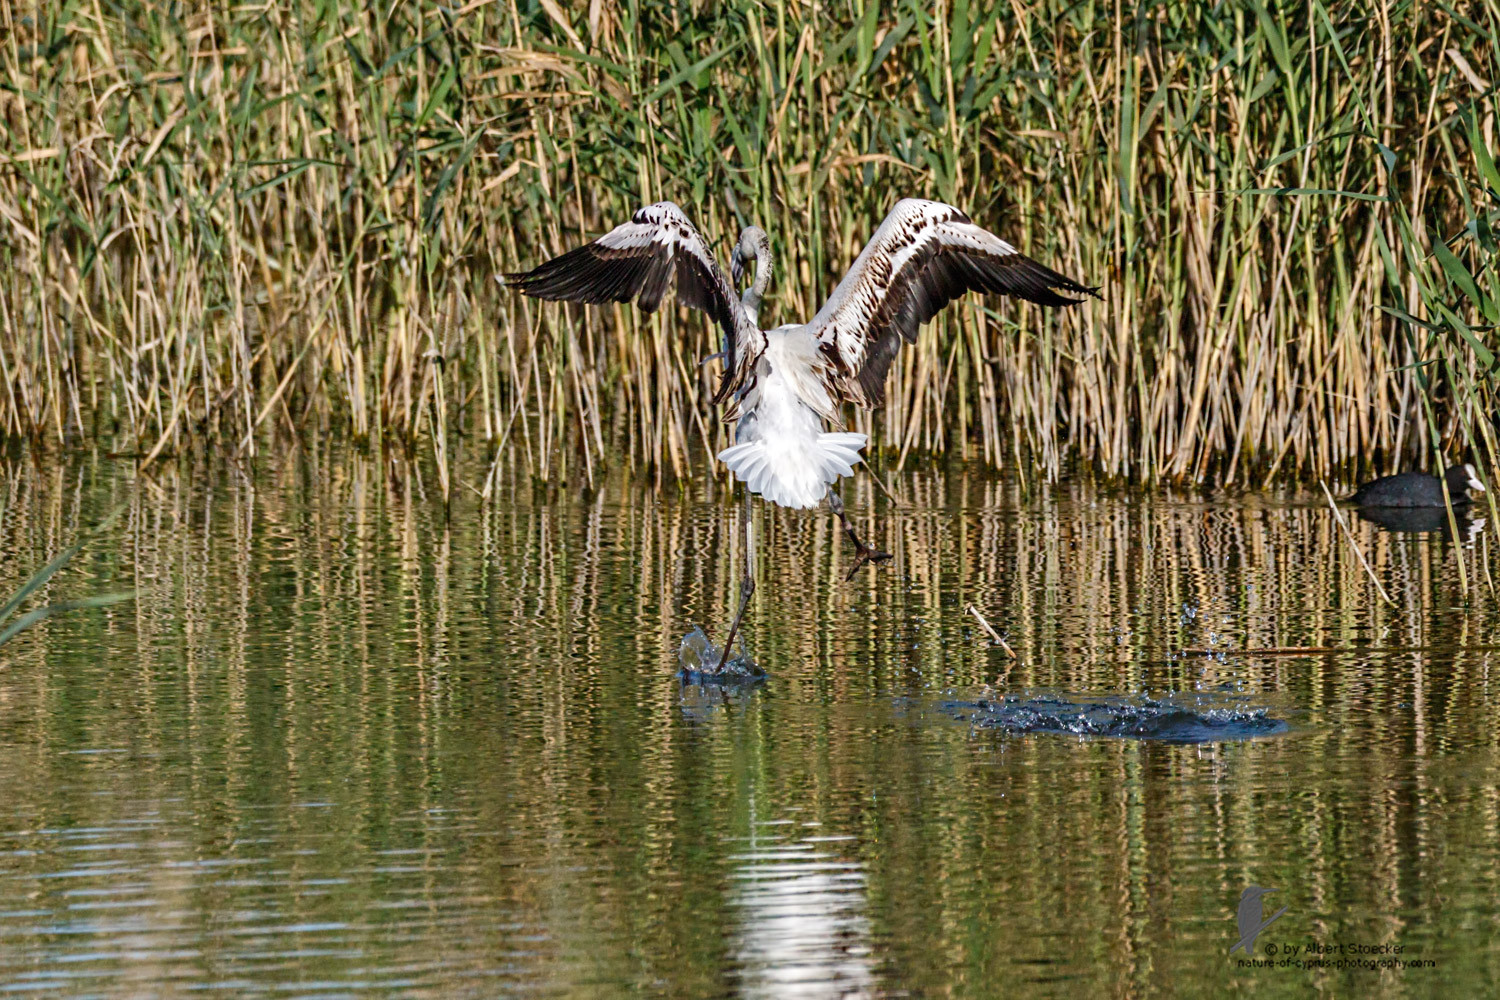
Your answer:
[677,626,766,685]
[942,691,1289,743]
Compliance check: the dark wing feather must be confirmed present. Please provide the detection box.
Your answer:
[504,202,746,402]
[809,199,1099,407]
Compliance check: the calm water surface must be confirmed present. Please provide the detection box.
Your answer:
[1,453,1498,997]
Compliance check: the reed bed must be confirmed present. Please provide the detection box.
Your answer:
[3,0,1500,487]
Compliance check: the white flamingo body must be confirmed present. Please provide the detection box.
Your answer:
[716,326,866,509]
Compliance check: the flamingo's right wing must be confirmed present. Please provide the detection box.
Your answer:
[504,202,762,404]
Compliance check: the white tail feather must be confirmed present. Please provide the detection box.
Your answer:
[719,431,867,509]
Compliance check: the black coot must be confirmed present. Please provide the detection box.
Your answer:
[1350,464,1486,508]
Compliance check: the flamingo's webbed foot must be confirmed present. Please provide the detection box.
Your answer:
[843,540,893,582]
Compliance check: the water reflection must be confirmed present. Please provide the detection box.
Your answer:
[731,811,872,999]
[1352,503,1486,541]
[0,452,1498,995]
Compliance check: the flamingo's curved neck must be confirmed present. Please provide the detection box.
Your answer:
[740,227,773,327]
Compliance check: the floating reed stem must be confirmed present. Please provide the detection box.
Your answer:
[1319,480,1395,607]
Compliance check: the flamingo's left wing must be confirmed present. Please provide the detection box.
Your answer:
[806,199,1097,407]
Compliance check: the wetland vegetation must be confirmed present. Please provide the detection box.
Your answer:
[4,1,1500,486]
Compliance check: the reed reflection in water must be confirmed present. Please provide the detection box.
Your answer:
[0,450,1498,996]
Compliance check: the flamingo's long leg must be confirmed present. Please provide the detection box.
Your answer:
[828,487,892,582]
[716,488,755,669]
